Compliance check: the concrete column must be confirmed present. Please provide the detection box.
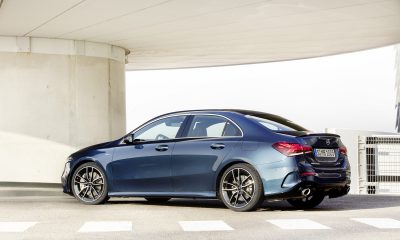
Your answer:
[0,37,127,183]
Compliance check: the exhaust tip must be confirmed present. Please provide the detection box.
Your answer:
[301,188,311,197]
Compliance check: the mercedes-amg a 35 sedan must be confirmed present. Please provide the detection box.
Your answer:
[62,110,350,211]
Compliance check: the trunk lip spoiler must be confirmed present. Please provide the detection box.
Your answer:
[275,131,340,138]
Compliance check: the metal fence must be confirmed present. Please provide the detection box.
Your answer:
[359,136,400,194]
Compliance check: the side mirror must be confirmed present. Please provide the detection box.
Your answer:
[123,134,134,144]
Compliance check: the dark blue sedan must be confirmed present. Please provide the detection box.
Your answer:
[62,110,350,211]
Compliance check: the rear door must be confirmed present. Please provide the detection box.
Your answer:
[171,115,243,195]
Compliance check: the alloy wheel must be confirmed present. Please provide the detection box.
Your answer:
[73,166,105,203]
[221,168,255,209]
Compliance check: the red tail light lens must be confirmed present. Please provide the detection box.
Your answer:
[300,172,317,177]
[272,142,313,156]
[339,146,347,155]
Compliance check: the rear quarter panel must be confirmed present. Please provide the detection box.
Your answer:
[214,113,300,196]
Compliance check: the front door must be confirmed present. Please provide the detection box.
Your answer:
[110,115,187,193]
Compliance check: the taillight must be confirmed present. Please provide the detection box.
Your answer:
[339,146,347,155]
[300,172,317,177]
[272,142,313,157]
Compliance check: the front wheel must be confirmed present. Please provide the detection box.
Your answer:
[71,162,109,205]
[287,193,325,209]
[219,163,264,212]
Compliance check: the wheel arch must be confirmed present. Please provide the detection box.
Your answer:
[68,158,96,192]
[215,159,252,195]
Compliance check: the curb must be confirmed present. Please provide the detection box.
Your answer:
[0,182,64,197]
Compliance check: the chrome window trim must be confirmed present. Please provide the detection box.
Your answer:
[121,113,244,144]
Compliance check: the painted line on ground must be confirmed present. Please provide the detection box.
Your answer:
[267,219,331,230]
[179,220,234,232]
[352,218,400,229]
[0,222,37,232]
[78,221,132,233]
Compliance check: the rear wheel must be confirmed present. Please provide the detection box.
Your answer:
[219,163,264,212]
[287,193,325,209]
[71,162,109,205]
[145,197,171,203]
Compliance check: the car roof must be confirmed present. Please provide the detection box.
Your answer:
[161,109,281,119]
[158,109,307,131]
[132,109,307,134]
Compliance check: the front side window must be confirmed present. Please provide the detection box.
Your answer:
[134,116,186,141]
[187,115,241,138]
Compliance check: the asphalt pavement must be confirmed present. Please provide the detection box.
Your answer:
[0,189,400,240]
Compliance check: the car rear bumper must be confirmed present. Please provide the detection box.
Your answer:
[265,171,351,200]
[265,181,350,200]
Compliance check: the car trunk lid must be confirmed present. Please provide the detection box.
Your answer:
[277,131,342,165]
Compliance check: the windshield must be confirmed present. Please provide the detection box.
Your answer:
[246,114,307,132]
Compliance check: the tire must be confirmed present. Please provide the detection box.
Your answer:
[219,163,264,212]
[71,162,109,205]
[287,193,325,209]
[145,197,171,203]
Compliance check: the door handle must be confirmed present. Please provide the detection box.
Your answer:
[155,144,169,152]
[210,143,225,150]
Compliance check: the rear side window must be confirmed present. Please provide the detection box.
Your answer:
[246,115,307,132]
[187,115,241,137]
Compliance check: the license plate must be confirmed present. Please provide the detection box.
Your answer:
[314,149,336,158]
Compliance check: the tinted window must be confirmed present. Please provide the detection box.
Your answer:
[223,121,242,136]
[187,115,241,137]
[134,116,185,141]
[246,115,307,131]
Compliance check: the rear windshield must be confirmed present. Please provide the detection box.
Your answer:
[246,114,307,132]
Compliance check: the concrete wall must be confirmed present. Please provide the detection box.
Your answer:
[326,128,397,194]
[0,46,126,183]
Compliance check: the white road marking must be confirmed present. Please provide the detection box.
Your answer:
[0,222,37,232]
[267,219,331,230]
[78,221,132,233]
[179,220,234,232]
[352,218,400,229]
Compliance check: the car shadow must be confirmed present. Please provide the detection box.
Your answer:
[108,198,226,209]
[106,194,400,211]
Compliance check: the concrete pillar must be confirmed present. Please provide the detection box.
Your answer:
[0,37,127,183]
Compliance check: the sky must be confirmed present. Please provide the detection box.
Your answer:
[126,46,397,134]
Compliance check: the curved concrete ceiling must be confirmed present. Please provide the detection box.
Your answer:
[0,0,399,70]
